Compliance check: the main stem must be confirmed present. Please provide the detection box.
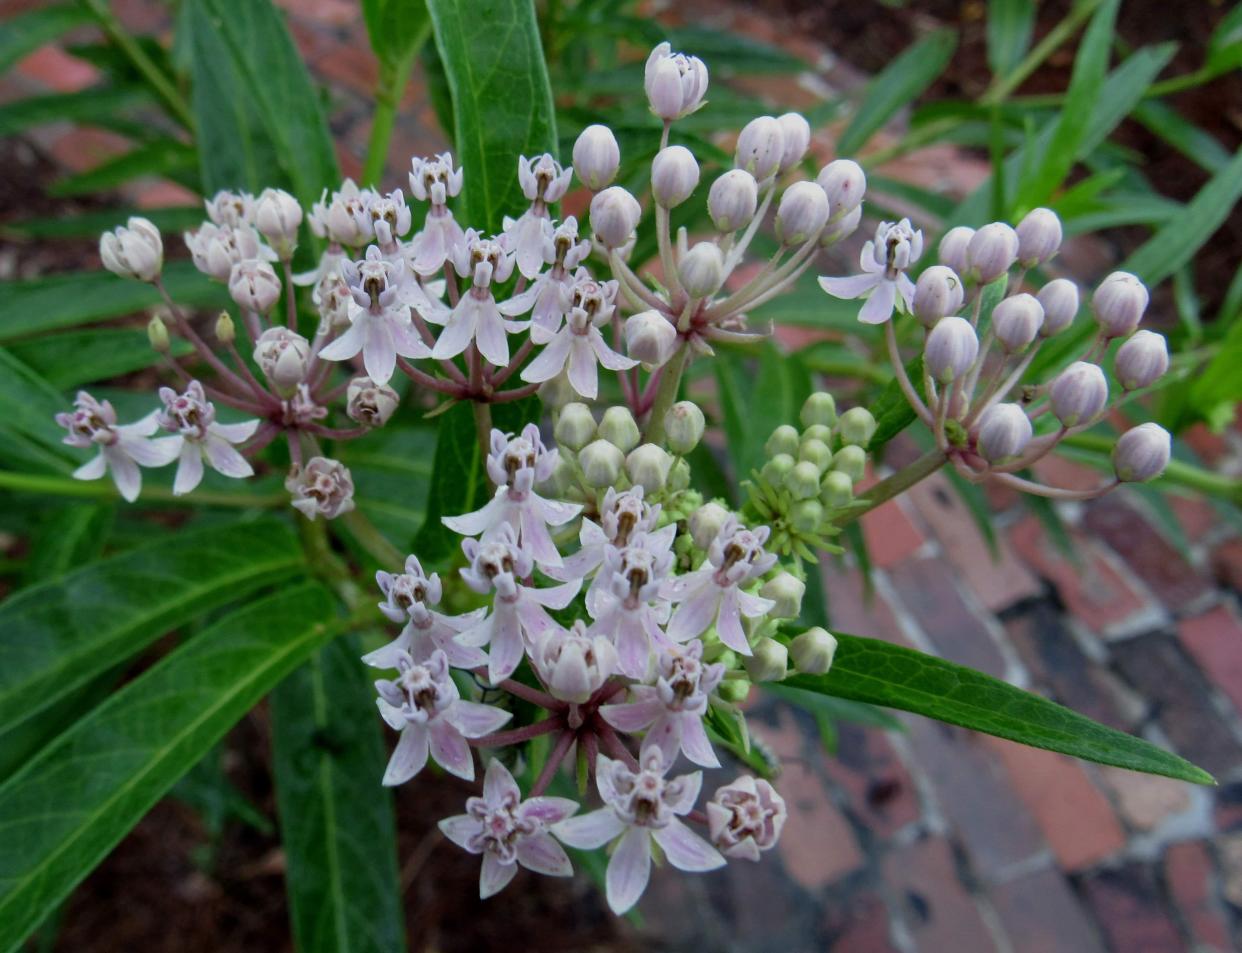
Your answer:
[642,343,690,443]
[363,51,420,186]
[834,448,949,524]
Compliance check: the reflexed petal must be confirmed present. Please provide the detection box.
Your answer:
[474,300,510,367]
[678,714,720,768]
[817,273,880,300]
[362,318,398,384]
[204,435,254,478]
[438,814,483,852]
[715,588,751,655]
[429,719,474,780]
[858,279,897,325]
[589,328,637,371]
[488,605,525,682]
[390,318,432,359]
[519,330,572,384]
[645,713,681,767]
[376,698,406,730]
[652,817,725,872]
[535,495,582,527]
[442,491,508,536]
[896,272,916,312]
[519,505,563,568]
[613,615,652,680]
[663,770,703,814]
[667,585,720,642]
[480,853,518,899]
[516,831,573,877]
[527,578,582,610]
[116,409,160,438]
[73,453,108,481]
[606,827,652,915]
[104,447,141,502]
[519,796,579,826]
[173,444,204,496]
[209,419,260,443]
[736,588,776,619]
[382,725,429,785]
[551,808,625,849]
[318,322,364,361]
[360,629,412,669]
[566,338,599,399]
[445,700,512,738]
[124,434,181,467]
[432,295,479,359]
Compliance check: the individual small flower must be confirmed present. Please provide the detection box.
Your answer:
[552,746,724,915]
[937,225,975,275]
[520,301,637,399]
[308,178,374,247]
[285,456,356,520]
[817,159,867,217]
[966,222,1019,283]
[924,315,979,384]
[573,124,621,191]
[818,218,923,324]
[156,381,259,495]
[1049,361,1108,427]
[364,555,487,670]
[625,310,677,366]
[314,271,354,331]
[439,759,578,898]
[644,42,709,121]
[185,221,268,281]
[506,154,572,280]
[912,265,965,327]
[775,112,811,173]
[253,326,311,393]
[1113,422,1171,483]
[532,620,618,703]
[228,258,282,314]
[651,145,700,208]
[587,534,677,677]
[663,517,777,654]
[375,649,511,784]
[408,153,466,275]
[734,116,785,181]
[346,376,400,427]
[519,152,573,205]
[1092,271,1149,339]
[204,190,253,227]
[974,402,1033,464]
[280,383,329,429]
[774,181,830,246]
[498,217,591,337]
[356,188,411,251]
[705,775,787,861]
[99,216,163,282]
[602,641,724,766]
[547,485,660,589]
[433,232,522,366]
[1037,278,1079,337]
[56,391,179,502]
[252,187,303,258]
[1015,207,1062,267]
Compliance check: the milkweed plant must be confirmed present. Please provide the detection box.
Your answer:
[69,38,1205,916]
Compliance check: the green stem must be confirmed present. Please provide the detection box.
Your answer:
[0,469,285,507]
[362,49,421,187]
[298,514,364,609]
[1061,433,1242,501]
[833,448,949,524]
[340,508,405,569]
[979,0,1103,106]
[642,343,690,444]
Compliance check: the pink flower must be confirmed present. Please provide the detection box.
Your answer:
[408,153,465,276]
[439,759,578,898]
[546,486,661,592]
[586,531,677,679]
[531,620,617,704]
[520,297,636,400]
[817,218,923,325]
[433,232,525,367]
[56,391,180,502]
[497,217,591,338]
[156,381,259,495]
[705,775,787,861]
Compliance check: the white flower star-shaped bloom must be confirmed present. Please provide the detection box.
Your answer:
[408,153,466,276]
[56,391,180,502]
[552,746,724,915]
[601,640,725,767]
[519,303,637,400]
[504,154,573,279]
[308,177,376,247]
[439,759,578,898]
[662,517,777,655]
[375,649,511,785]
[545,485,660,593]
[586,531,677,679]
[498,217,591,338]
[155,381,259,495]
[355,188,411,250]
[433,231,526,367]
[818,218,923,325]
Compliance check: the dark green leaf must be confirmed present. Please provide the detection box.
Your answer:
[0,206,203,241]
[10,328,190,390]
[0,4,93,74]
[1133,100,1231,175]
[1206,4,1242,76]
[867,355,924,455]
[986,0,1036,77]
[363,0,432,69]
[0,347,77,468]
[51,138,198,197]
[715,341,811,484]
[0,86,151,138]
[22,504,114,585]
[766,682,905,732]
[343,424,435,551]
[664,26,805,75]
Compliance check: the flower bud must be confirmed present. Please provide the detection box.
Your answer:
[579,439,625,487]
[1113,422,1170,483]
[786,460,822,500]
[798,438,833,473]
[760,572,806,619]
[718,677,752,704]
[937,226,975,275]
[665,401,705,454]
[599,406,640,452]
[819,204,862,247]
[764,424,801,458]
[538,372,576,409]
[735,116,785,181]
[147,315,170,353]
[744,638,787,681]
[802,424,832,445]
[790,627,837,675]
[832,444,867,483]
[992,293,1044,352]
[708,169,759,232]
[667,456,691,492]
[678,242,725,298]
[541,455,577,499]
[800,392,837,428]
[1037,278,1079,337]
[346,376,399,427]
[534,622,617,704]
[99,216,163,282]
[253,188,302,258]
[589,186,641,249]
[286,457,355,520]
[253,326,311,392]
[215,311,236,345]
[925,315,979,383]
[819,469,854,508]
[625,310,677,366]
[572,124,620,191]
[228,259,282,314]
[626,443,672,493]
[554,402,597,451]
[966,222,1019,283]
[1114,329,1168,391]
[651,145,700,208]
[690,501,730,550]
[761,453,795,486]
[816,160,866,217]
[776,112,811,173]
[912,265,965,327]
[1016,207,1062,267]
[790,498,824,533]
[975,403,1033,464]
[644,42,708,121]
[837,407,877,447]
[1049,361,1108,427]
[774,181,830,245]
[1092,271,1148,339]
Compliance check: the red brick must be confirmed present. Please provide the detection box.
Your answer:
[1165,841,1233,953]
[14,45,99,92]
[881,836,998,951]
[1183,422,1229,468]
[1169,494,1219,543]
[989,868,1107,953]
[1179,606,1242,715]
[823,893,900,953]
[860,498,925,569]
[985,736,1125,872]
[276,0,356,26]
[1032,454,1105,492]
[822,722,920,839]
[1082,864,1189,953]
[46,127,130,174]
[1100,768,1191,832]
[822,566,913,648]
[1212,538,1242,592]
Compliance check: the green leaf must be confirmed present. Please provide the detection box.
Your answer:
[427,0,558,231]
[986,0,1036,77]
[783,632,1213,784]
[0,583,338,952]
[0,206,203,241]
[22,504,114,585]
[9,328,190,390]
[1206,4,1242,77]
[1133,100,1231,175]
[0,518,304,742]
[765,682,905,732]
[664,26,806,75]
[363,0,432,69]
[51,138,198,197]
[0,86,152,138]
[715,341,812,484]
[837,28,957,156]
[343,424,436,551]
[0,3,93,74]
[271,637,406,953]
[867,355,925,455]
[0,347,77,468]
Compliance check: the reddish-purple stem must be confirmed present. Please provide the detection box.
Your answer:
[529,729,576,798]
[468,715,563,748]
[490,382,541,403]
[596,723,638,771]
[494,676,563,710]
[490,337,534,387]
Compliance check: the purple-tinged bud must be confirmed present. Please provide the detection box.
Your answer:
[599,406,640,452]
[147,315,170,353]
[800,392,837,428]
[572,124,620,191]
[533,621,617,703]
[764,424,801,458]
[744,638,787,682]
[966,222,1019,283]
[99,217,163,282]
[625,310,677,366]
[626,443,672,493]
[1113,422,1170,483]
[785,460,822,500]
[186,222,264,281]
[346,376,399,427]
[286,456,355,520]
[976,403,1033,463]
[664,401,705,454]
[1114,329,1169,391]
[228,259,282,314]
[925,315,979,383]
[651,145,700,207]
[1092,271,1148,339]
[992,293,1045,352]
[678,242,725,298]
[1015,207,1062,267]
[1050,361,1108,427]
[1037,278,1079,337]
[937,226,975,275]
[816,159,866,217]
[776,112,811,173]
[832,444,867,482]
[554,402,596,451]
[837,407,877,447]
[253,188,302,258]
[735,116,785,181]
[589,186,641,249]
[253,326,311,393]
[579,439,624,487]
[690,501,729,550]
[820,470,853,507]
[790,627,837,675]
[819,203,862,247]
[707,776,787,861]
[709,169,759,232]
[644,42,709,121]
[774,181,830,245]
[760,572,805,619]
[913,265,965,327]
[204,190,252,227]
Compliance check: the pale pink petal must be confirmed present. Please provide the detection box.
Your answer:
[438,814,483,852]
[429,719,475,780]
[663,770,702,814]
[382,725,429,785]
[317,322,364,361]
[390,318,432,359]
[445,700,512,738]
[479,853,518,898]
[519,330,572,384]
[362,317,398,384]
[896,272,917,312]
[519,796,579,826]
[205,435,254,478]
[566,338,598,399]
[736,589,776,619]
[678,714,720,768]
[606,827,652,915]
[614,615,652,679]
[818,273,881,299]
[488,605,525,682]
[456,612,494,649]
[858,279,897,325]
[527,578,582,610]
[104,447,141,502]
[661,568,711,602]
[552,808,625,849]
[534,494,582,527]
[116,410,160,438]
[442,491,508,536]
[520,505,563,568]
[667,584,721,642]
[123,434,181,466]
[589,328,638,371]
[715,587,751,655]
[645,713,682,767]
[376,698,405,731]
[600,697,664,734]
[360,628,412,669]
[73,453,108,481]
[652,818,725,872]
[516,831,573,877]
[432,296,479,359]
[209,419,260,443]
[173,444,204,496]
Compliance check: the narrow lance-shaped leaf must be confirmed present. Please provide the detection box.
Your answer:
[986,0,1036,77]
[0,4,93,74]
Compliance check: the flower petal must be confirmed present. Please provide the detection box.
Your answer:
[858,279,897,325]
[600,696,663,734]
[432,295,479,360]
[519,330,572,384]
[474,299,510,367]
[516,831,573,877]
[445,700,512,739]
[566,338,599,399]
[382,725,429,786]
[103,446,141,502]
[73,453,108,481]
[551,808,625,850]
[667,584,721,642]
[317,322,363,361]
[479,853,518,899]
[438,814,483,853]
[678,713,720,768]
[205,435,254,479]
[173,444,204,496]
[519,796,579,826]
[818,273,881,300]
[606,826,652,915]
[429,719,474,781]
[209,419,260,443]
[362,317,398,385]
[652,817,725,872]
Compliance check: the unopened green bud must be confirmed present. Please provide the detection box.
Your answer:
[539,455,577,497]
[554,402,596,451]
[790,627,837,675]
[798,438,833,474]
[599,406,640,452]
[689,501,729,549]
[744,638,788,682]
[801,424,833,445]
[800,392,838,428]
[538,372,576,409]
[214,311,235,346]
[790,498,824,533]
[837,407,876,447]
[832,444,867,483]
[761,452,795,486]
[667,456,691,492]
[820,470,854,508]
[710,647,739,670]
[764,424,800,458]
[664,401,705,455]
[785,460,822,500]
[718,677,752,704]
[760,572,805,619]
[579,439,624,487]
[626,443,672,493]
[147,315,170,353]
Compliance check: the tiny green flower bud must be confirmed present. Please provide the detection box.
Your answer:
[774,181,830,245]
[540,454,578,497]
[1050,361,1108,427]
[744,638,788,682]
[690,501,730,549]
[1092,271,1149,340]
[554,402,597,451]
[819,470,854,508]
[538,372,576,409]
[1113,422,1170,483]
[790,498,824,533]
[816,159,866,217]
[573,124,620,191]
[800,392,838,428]
[667,455,691,492]
[764,424,801,458]
[579,439,625,487]
[711,647,739,670]
[708,169,759,233]
[590,186,641,249]
[1037,278,1079,337]
[1015,207,1062,267]
[718,677,752,704]
[785,460,823,500]
[1114,329,1168,391]
[913,265,965,327]
[966,222,1019,283]
[147,315,170,353]
[790,627,838,675]
[837,407,877,447]
[665,400,705,454]
[776,112,811,173]
[832,444,867,483]
[798,438,833,473]
[679,242,725,298]
[801,423,833,445]
[924,315,979,384]
[937,225,975,276]
[760,572,806,619]
[992,293,1045,353]
[599,406,641,452]
[735,116,785,181]
[761,452,796,485]
[215,311,236,345]
[651,145,700,208]
[819,204,862,247]
[975,403,1033,464]
[626,443,672,493]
